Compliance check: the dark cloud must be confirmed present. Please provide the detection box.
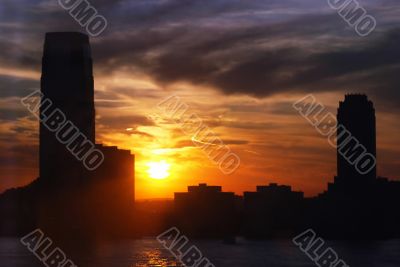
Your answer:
[0,108,30,121]
[1,0,399,110]
[0,75,38,98]
[212,29,400,98]
[0,144,38,167]
[0,1,398,120]
[87,3,400,110]
[97,115,154,129]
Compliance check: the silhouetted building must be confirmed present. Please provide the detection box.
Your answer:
[312,94,400,239]
[323,95,378,197]
[37,33,136,239]
[243,183,304,238]
[174,184,237,237]
[0,32,136,240]
[40,32,95,182]
[2,31,400,241]
[91,144,135,203]
[336,94,376,184]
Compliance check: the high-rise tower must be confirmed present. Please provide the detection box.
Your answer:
[336,94,376,183]
[40,32,95,181]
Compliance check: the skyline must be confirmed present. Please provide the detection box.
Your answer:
[1,0,400,199]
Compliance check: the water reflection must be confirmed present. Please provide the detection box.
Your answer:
[1,238,400,267]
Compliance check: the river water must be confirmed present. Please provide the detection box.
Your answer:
[1,237,399,266]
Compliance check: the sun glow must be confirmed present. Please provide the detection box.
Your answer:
[146,160,170,179]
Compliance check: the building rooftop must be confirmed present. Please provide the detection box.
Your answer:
[188,183,222,193]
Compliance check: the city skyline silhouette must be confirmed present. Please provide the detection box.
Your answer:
[0,32,399,243]
[1,1,400,266]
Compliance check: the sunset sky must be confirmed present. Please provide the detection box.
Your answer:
[0,0,399,199]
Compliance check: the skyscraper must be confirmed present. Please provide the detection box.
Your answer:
[336,94,376,183]
[40,32,95,181]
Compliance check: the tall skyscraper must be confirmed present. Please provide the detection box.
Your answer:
[336,94,376,183]
[40,32,95,181]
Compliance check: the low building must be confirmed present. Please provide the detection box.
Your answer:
[243,183,305,238]
[174,183,237,237]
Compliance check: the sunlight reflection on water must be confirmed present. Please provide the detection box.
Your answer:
[134,249,181,267]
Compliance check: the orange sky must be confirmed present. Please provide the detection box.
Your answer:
[1,0,400,199]
[94,75,400,199]
[2,67,399,199]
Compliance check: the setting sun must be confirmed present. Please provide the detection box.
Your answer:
[146,160,170,179]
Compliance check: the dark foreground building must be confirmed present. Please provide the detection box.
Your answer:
[40,32,96,182]
[174,184,239,238]
[0,32,135,239]
[315,96,400,238]
[336,94,377,186]
[243,184,304,238]
[238,94,400,239]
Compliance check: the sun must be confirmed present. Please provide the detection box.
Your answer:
[146,160,170,179]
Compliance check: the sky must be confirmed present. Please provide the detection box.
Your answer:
[0,0,399,199]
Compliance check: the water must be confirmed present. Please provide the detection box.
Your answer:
[1,237,400,267]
